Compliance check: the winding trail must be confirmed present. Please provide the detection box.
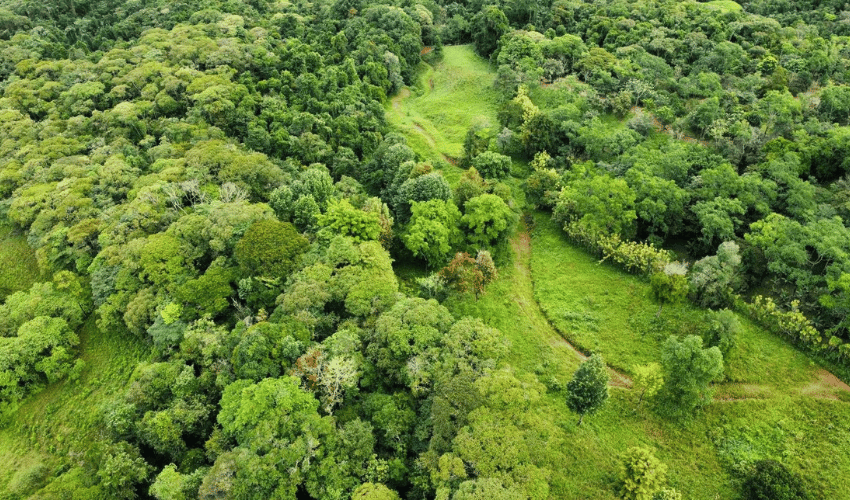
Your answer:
[519,220,849,401]
[512,223,633,388]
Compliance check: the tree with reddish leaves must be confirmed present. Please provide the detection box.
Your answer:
[439,251,498,300]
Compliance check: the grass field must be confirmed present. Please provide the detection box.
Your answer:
[391,45,850,499]
[0,225,43,300]
[386,45,501,184]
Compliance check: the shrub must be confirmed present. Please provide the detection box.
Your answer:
[742,460,810,500]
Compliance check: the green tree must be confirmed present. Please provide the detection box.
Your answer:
[351,483,401,500]
[472,151,512,180]
[658,335,724,418]
[403,199,462,268]
[555,174,637,240]
[234,219,308,278]
[632,363,663,409]
[566,353,609,425]
[472,6,509,57]
[462,194,517,249]
[618,447,667,500]
[318,199,382,243]
[649,263,689,317]
[703,309,741,361]
[743,460,810,500]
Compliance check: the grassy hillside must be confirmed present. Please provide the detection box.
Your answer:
[386,45,501,183]
[392,44,850,499]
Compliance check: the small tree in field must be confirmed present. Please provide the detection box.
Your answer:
[618,446,667,500]
[632,363,663,409]
[566,353,609,425]
[650,262,689,317]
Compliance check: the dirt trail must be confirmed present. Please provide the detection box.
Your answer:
[513,226,633,388]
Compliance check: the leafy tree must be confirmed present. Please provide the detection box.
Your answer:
[649,262,689,317]
[658,335,724,418]
[462,194,517,249]
[472,6,509,57]
[472,151,512,180]
[403,200,463,268]
[565,353,609,425]
[689,241,742,308]
[352,483,401,500]
[393,172,453,223]
[618,447,667,500]
[742,459,810,500]
[149,464,205,500]
[555,174,637,240]
[703,309,741,361]
[234,219,308,278]
[318,198,382,243]
[632,363,663,409]
[454,168,488,209]
[439,251,498,299]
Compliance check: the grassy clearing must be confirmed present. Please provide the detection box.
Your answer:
[386,45,501,183]
[530,212,819,390]
[0,316,148,495]
[0,225,43,300]
[388,44,850,499]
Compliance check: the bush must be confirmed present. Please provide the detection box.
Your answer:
[742,460,809,500]
[618,446,667,500]
[472,151,512,180]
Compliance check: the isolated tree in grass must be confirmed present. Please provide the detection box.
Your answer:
[703,309,741,361]
[658,335,723,418]
[742,459,810,500]
[618,446,667,500]
[566,353,609,425]
[632,363,663,409]
[650,262,689,317]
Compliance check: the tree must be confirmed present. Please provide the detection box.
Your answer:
[703,309,740,361]
[439,251,498,299]
[234,219,308,278]
[689,241,741,308]
[393,172,452,223]
[649,262,689,317]
[742,460,810,500]
[351,483,400,500]
[554,174,637,240]
[472,6,509,58]
[618,447,667,500]
[403,199,463,268]
[565,353,609,425]
[318,198,382,243]
[632,363,663,409]
[472,151,512,180]
[658,335,724,418]
[462,194,517,249]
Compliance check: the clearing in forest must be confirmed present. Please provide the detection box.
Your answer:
[386,45,500,182]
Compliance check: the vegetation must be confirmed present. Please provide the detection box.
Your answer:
[1,0,850,499]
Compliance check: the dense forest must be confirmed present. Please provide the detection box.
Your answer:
[1,0,850,498]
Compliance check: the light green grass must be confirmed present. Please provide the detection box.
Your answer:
[0,225,43,300]
[0,316,147,495]
[386,45,501,182]
[530,212,819,390]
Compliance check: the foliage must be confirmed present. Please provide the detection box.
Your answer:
[658,336,724,419]
[439,251,498,299]
[742,459,810,500]
[461,194,517,249]
[565,353,609,425]
[633,363,663,408]
[618,447,667,500]
[472,151,512,180]
[403,200,463,268]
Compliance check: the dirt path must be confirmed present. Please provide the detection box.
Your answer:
[513,226,633,388]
